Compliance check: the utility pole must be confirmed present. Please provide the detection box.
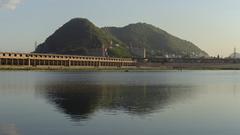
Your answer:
[234,47,237,59]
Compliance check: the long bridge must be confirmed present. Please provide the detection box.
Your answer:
[0,52,136,68]
[1,52,240,70]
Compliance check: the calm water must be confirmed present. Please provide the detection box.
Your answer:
[1,71,240,135]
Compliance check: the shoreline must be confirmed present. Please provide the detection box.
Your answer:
[1,65,240,72]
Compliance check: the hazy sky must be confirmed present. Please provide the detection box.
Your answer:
[1,0,240,56]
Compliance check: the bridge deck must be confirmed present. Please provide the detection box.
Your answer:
[0,52,136,68]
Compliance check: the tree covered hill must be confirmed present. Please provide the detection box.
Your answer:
[35,18,131,57]
[35,18,208,58]
[103,23,208,58]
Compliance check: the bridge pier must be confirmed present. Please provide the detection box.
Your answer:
[28,58,30,67]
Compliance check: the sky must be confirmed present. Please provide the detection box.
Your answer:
[1,0,240,57]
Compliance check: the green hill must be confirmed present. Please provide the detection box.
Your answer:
[35,18,131,57]
[103,23,208,58]
[35,18,208,58]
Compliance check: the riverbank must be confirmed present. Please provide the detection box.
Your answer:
[1,64,240,71]
[0,66,138,72]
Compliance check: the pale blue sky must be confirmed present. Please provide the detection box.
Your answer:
[1,0,240,56]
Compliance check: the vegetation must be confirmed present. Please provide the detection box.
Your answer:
[35,18,130,57]
[103,23,208,58]
[35,18,208,58]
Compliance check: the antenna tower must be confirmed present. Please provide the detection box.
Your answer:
[234,47,237,59]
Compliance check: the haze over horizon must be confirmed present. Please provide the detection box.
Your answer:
[1,0,240,57]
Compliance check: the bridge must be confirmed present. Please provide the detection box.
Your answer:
[0,52,136,68]
[2,52,240,70]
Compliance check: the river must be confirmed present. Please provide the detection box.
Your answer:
[0,71,240,135]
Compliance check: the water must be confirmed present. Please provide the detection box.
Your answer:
[0,71,240,135]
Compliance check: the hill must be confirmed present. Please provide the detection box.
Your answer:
[103,23,208,58]
[35,18,208,58]
[34,18,131,57]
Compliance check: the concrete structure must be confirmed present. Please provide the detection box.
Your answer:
[0,52,136,68]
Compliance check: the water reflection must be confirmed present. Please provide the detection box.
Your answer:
[37,82,195,121]
[44,85,102,120]
[2,71,240,135]
[0,124,20,135]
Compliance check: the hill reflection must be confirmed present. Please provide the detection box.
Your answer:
[36,81,195,121]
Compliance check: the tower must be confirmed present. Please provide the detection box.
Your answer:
[234,47,237,59]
